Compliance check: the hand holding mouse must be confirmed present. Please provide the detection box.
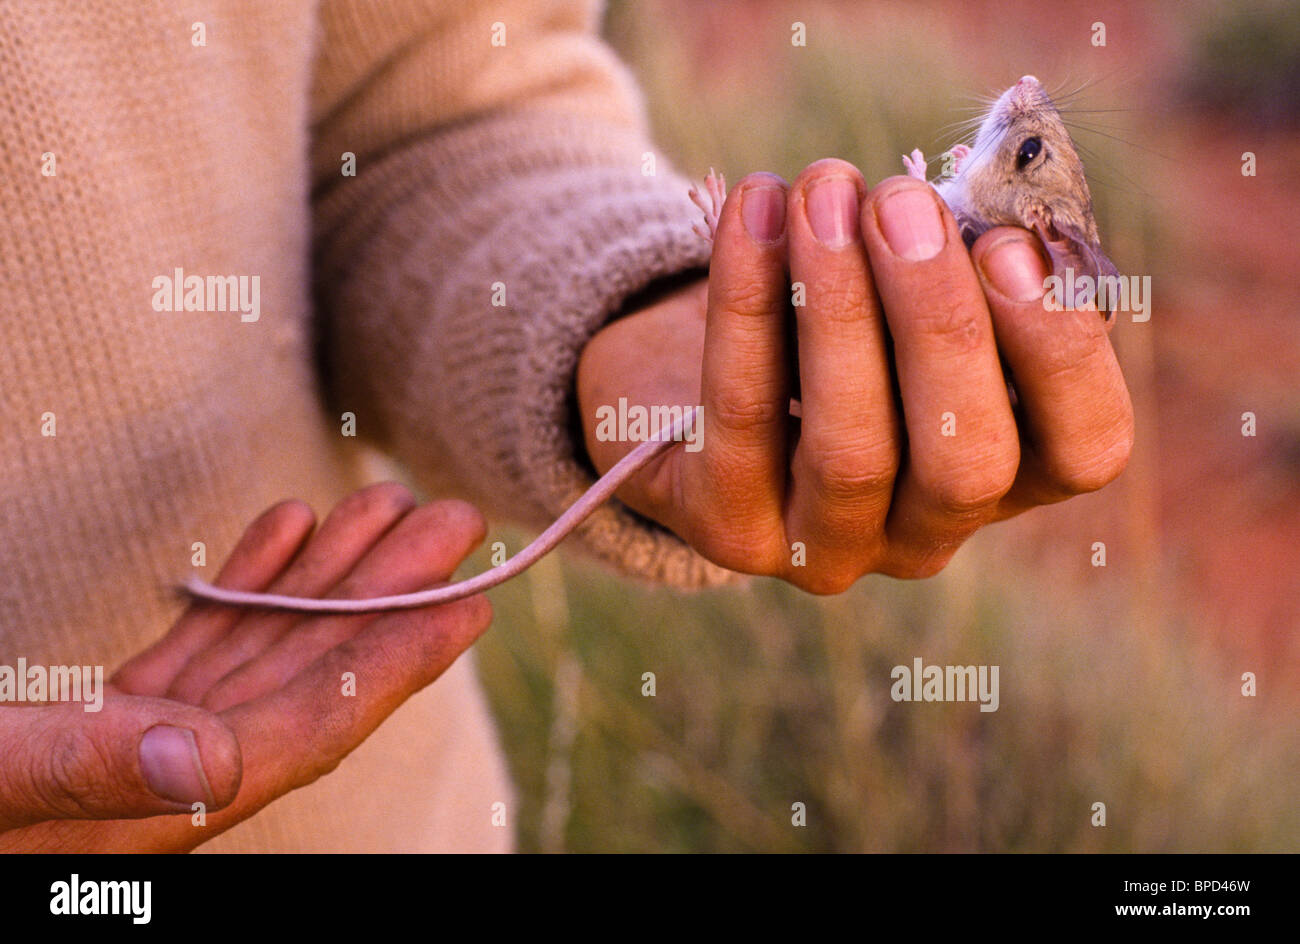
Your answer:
[577,158,1134,591]
[0,485,491,851]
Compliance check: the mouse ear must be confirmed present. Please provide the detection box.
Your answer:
[1031,219,1120,329]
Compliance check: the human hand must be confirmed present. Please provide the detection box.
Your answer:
[577,159,1133,592]
[0,484,491,851]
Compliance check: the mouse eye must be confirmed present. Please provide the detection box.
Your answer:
[1016,137,1042,170]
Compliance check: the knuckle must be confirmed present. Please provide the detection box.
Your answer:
[37,726,114,817]
[708,389,786,435]
[719,274,780,317]
[1031,328,1112,381]
[802,270,874,323]
[910,297,988,352]
[1048,424,1134,495]
[806,439,896,503]
[925,460,1017,515]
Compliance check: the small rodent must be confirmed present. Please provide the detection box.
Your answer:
[904,74,1118,322]
[184,75,1117,614]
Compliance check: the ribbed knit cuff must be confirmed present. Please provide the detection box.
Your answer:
[314,110,742,589]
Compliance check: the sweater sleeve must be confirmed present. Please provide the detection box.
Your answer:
[309,0,738,589]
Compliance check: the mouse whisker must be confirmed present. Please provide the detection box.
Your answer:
[943,105,996,120]
[931,116,990,139]
[942,106,992,121]
[1048,77,1094,103]
[955,92,1000,105]
[1050,71,1108,99]
[1059,115,1135,132]
[1061,138,1158,200]
[1053,66,1145,110]
[1061,121,1136,142]
[1062,121,1171,161]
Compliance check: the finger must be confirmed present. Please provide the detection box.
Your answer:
[0,699,240,832]
[164,483,417,705]
[687,173,792,569]
[112,499,316,696]
[784,160,898,576]
[199,500,488,712]
[860,177,1020,577]
[217,589,492,805]
[970,228,1134,515]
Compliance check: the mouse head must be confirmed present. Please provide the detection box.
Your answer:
[955,76,1118,308]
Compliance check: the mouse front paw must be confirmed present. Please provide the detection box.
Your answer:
[947,144,971,176]
[902,148,928,181]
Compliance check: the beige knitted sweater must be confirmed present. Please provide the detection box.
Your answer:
[0,0,731,852]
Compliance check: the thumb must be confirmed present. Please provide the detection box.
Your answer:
[0,696,241,832]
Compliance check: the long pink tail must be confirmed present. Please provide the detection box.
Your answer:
[183,408,700,613]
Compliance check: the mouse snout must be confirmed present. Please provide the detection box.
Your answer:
[1007,75,1044,111]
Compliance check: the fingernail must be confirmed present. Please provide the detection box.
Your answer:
[805,176,858,248]
[742,185,786,243]
[981,236,1049,302]
[140,725,213,805]
[877,186,945,260]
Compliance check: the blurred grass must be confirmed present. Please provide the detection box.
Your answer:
[472,525,1299,853]
[605,0,973,187]
[466,1,1300,853]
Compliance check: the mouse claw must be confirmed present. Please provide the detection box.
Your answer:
[903,148,928,181]
[689,167,727,242]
